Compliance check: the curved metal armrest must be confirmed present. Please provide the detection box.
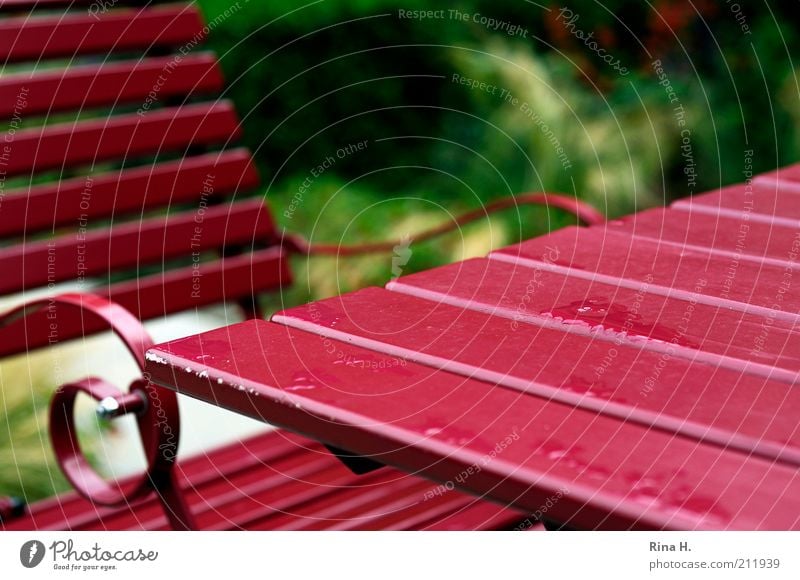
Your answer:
[283,191,604,256]
[0,293,152,368]
[0,293,195,530]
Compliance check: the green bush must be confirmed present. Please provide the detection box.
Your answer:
[197,0,799,202]
[193,0,800,297]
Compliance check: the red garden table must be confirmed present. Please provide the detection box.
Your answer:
[144,170,800,530]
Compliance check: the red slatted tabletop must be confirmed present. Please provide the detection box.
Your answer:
[144,170,800,530]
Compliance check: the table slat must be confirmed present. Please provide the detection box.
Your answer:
[609,207,800,267]
[145,320,800,530]
[492,226,799,321]
[672,183,800,226]
[274,287,800,466]
[388,257,800,382]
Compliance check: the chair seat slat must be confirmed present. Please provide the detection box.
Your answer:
[2,429,523,531]
[492,225,800,321]
[144,320,800,530]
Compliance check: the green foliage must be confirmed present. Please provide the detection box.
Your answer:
[191,0,800,303]
[191,6,786,299]
[0,358,70,502]
[197,1,795,216]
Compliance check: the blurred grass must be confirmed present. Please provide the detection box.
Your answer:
[0,357,70,502]
[262,173,583,309]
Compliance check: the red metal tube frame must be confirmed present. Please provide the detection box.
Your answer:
[283,191,604,256]
[0,294,196,530]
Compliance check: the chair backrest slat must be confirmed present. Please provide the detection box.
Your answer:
[106,248,289,320]
[0,5,206,63]
[0,53,224,118]
[0,199,275,294]
[0,149,259,238]
[0,0,157,12]
[2,101,240,178]
[0,2,288,357]
[0,249,291,358]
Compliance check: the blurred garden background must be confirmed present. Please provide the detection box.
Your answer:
[191,0,800,306]
[3,0,800,503]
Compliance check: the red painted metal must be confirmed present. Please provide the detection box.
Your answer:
[284,192,604,258]
[0,248,291,359]
[0,53,224,118]
[0,5,206,63]
[756,162,800,184]
[1,102,240,178]
[273,287,800,465]
[0,200,274,293]
[103,248,290,319]
[0,0,151,11]
[144,168,800,530]
[145,319,800,530]
[671,181,800,226]
[0,1,271,360]
[3,429,528,531]
[0,294,193,528]
[608,206,800,264]
[0,149,259,238]
[492,226,799,318]
[49,377,193,531]
[0,3,271,358]
[387,257,800,382]
[0,293,152,365]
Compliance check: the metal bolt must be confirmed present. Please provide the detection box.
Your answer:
[96,392,147,420]
[96,397,121,420]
